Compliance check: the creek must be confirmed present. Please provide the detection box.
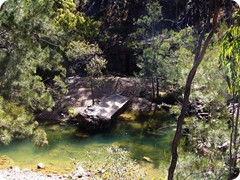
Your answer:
[0,109,175,179]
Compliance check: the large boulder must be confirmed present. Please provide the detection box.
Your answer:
[76,94,129,130]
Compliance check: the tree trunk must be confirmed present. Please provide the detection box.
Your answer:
[156,77,160,99]
[90,77,95,105]
[151,77,155,100]
[229,102,235,178]
[167,1,221,179]
[234,100,240,162]
[232,100,240,176]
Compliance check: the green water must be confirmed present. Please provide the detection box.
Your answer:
[0,110,175,178]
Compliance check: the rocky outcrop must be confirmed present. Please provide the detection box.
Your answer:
[35,77,174,130]
[76,94,129,130]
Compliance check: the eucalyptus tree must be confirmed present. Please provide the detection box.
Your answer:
[168,0,222,179]
[220,12,240,178]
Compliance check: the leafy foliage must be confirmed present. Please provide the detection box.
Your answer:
[33,128,48,147]
[219,12,240,178]
[0,0,66,111]
[0,97,37,145]
[54,0,100,40]
[0,0,105,145]
[66,41,102,61]
[220,21,240,97]
[72,146,146,179]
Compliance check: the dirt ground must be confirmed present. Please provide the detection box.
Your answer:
[63,76,154,110]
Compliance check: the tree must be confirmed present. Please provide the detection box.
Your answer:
[0,0,102,109]
[0,96,48,146]
[220,11,240,179]
[0,0,67,146]
[0,0,66,111]
[54,0,101,76]
[0,0,105,145]
[168,1,222,179]
[133,1,175,100]
[85,56,107,105]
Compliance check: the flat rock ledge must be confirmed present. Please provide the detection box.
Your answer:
[76,94,129,130]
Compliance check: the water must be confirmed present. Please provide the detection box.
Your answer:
[0,109,175,178]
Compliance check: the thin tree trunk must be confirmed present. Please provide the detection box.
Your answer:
[152,77,155,100]
[233,100,240,170]
[167,1,221,179]
[156,77,160,99]
[90,77,95,105]
[229,102,235,178]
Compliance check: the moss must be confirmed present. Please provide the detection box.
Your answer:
[119,110,140,121]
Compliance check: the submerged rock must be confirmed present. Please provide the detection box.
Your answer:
[143,156,153,163]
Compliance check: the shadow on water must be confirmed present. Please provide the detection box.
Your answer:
[108,109,175,169]
[0,108,175,177]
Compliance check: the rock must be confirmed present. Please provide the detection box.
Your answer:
[63,174,68,178]
[0,168,67,179]
[217,142,228,152]
[37,162,44,169]
[75,132,89,138]
[76,166,85,175]
[77,94,129,130]
[23,168,31,172]
[196,142,214,158]
[143,156,153,163]
[70,166,88,179]
[13,166,21,172]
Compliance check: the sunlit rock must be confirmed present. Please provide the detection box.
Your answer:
[143,156,153,163]
[37,163,44,169]
[13,166,20,172]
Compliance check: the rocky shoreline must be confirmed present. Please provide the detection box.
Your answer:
[0,165,90,180]
[0,168,65,180]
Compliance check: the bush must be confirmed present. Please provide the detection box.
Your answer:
[71,146,146,180]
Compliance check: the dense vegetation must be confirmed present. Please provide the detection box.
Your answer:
[0,0,239,179]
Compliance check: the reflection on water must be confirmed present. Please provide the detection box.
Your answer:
[0,109,175,178]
